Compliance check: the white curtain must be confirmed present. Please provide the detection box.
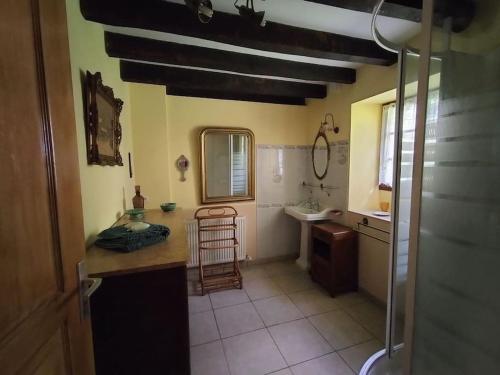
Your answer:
[379,103,397,188]
[379,92,438,188]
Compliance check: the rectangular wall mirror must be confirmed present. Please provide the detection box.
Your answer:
[200,127,255,204]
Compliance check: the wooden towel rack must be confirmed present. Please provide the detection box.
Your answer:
[194,206,242,295]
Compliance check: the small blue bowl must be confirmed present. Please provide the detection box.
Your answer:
[160,202,176,212]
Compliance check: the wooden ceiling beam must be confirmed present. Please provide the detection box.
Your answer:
[80,0,396,66]
[105,32,356,84]
[166,87,306,106]
[120,61,327,99]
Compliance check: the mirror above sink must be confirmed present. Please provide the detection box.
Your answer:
[312,131,330,180]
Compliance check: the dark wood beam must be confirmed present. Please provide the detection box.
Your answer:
[304,0,422,22]
[166,87,306,106]
[80,0,396,66]
[120,61,327,99]
[105,32,356,84]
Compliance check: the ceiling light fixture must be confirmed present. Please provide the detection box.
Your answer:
[185,0,214,24]
[234,0,266,26]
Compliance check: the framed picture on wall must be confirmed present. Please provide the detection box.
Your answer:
[84,71,123,166]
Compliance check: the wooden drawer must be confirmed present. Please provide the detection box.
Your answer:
[312,226,332,244]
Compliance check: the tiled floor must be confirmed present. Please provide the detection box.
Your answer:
[188,260,385,375]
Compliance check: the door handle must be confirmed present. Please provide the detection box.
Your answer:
[77,260,102,320]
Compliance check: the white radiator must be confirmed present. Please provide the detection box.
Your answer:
[186,216,246,268]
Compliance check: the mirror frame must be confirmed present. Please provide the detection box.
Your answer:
[312,131,330,180]
[200,127,255,204]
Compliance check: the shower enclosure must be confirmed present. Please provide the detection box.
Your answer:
[362,0,500,373]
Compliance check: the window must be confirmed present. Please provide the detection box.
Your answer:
[378,92,439,190]
[379,103,396,190]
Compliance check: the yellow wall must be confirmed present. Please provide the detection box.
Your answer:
[306,64,398,214]
[349,103,383,212]
[306,64,398,144]
[130,90,310,259]
[66,0,135,245]
[305,64,398,302]
[165,95,309,209]
[130,83,171,208]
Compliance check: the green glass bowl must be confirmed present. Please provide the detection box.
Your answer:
[125,209,145,220]
[160,202,176,212]
[126,208,145,216]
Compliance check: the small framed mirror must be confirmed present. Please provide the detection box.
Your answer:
[312,132,330,180]
[200,127,255,204]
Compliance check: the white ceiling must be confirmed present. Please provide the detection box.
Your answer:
[104,0,421,79]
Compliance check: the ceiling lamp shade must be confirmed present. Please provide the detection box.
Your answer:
[185,0,214,23]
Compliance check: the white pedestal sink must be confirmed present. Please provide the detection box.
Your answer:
[285,206,332,270]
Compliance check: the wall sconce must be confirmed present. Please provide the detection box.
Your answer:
[185,0,214,23]
[320,113,339,134]
[176,155,190,181]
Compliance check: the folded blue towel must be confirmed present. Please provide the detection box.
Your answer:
[95,223,170,252]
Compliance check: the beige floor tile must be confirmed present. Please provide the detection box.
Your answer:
[240,265,268,281]
[263,261,301,277]
[343,302,387,342]
[210,288,249,309]
[189,294,212,314]
[290,353,354,375]
[190,340,230,375]
[334,292,370,308]
[308,310,373,350]
[338,340,384,374]
[223,329,287,375]
[214,302,264,338]
[189,310,220,346]
[269,369,293,375]
[272,272,317,294]
[244,277,283,300]
[269,319,332,366]
[289,289,340,316]
[253,295,303,326]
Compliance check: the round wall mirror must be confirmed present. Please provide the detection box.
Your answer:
[312,132,330,180]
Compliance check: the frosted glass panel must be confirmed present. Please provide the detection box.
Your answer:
[411,1,500,372]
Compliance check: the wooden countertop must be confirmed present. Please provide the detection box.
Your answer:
[86,209,188,278]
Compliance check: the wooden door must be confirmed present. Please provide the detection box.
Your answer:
[0,0,95,374]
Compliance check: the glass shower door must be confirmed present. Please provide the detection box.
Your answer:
[408,0,500,373]
[360,49,421,375]
[387,50,419,355]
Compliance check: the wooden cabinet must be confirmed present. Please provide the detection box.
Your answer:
[86,210,190,374]
[90,266,189,375]
[311,223,358,296]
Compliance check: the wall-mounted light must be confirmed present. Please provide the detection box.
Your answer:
[234,0,266,26]
[185,0,214,23]
[320,113,339,134]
